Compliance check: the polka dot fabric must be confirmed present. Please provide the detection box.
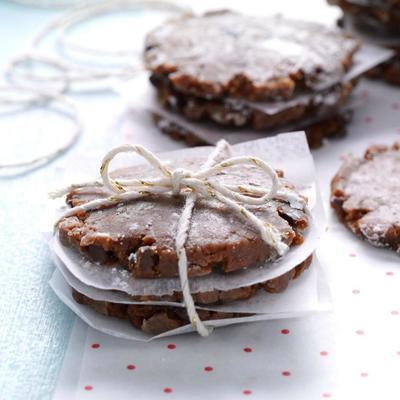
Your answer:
[55,79,400,400]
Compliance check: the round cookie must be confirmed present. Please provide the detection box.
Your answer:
[73,289,251,334]
[72,254,312,334]
[59,157,309,279]
[331,143,400,253]
[329,0,400,34]
[151,73,356,130]
[144,10,360,101]
[366,51,400,85]
[124,255,312,304]
[153,112,351,150]
[335,12,400,86]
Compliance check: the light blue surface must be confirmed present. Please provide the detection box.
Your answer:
[0,5,76,400]
[0,169,75,400]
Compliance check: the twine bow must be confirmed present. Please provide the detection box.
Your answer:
[55,140,299,336]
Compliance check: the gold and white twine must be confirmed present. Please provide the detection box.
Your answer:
[53,140,304,336]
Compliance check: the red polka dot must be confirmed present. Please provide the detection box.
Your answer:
[386,271,394,276]
[396,351,400,356]
[204,366,213,372]
[127,364,136,370]
[282,371,291,377]
[163,388,173,394]
[243,390,252,395]
[360,89,369,98]
[364,116,373,124]
[243,347,253,353]
[360,372,368,378]
[392,103,399,110]
[352,289,360,294]
[167,344,176,350]
[320,351,329,356]
[349,252,356,257]
[322,393,332,398]
[84,385,93,391]
[355,329,364,335]
[339,154,346,161]
[281,329,290,335]
[91,343,100,349]
[391,310,399,316]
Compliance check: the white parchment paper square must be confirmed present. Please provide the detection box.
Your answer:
[49,255,331,341]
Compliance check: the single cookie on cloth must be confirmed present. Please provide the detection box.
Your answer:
[143,10,361,149]
[331,143,400,253]
[51,136,320,337]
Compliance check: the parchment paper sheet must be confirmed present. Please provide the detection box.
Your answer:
[49,255,331,341]
[51,251,320,314]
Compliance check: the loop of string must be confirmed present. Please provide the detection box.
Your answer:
[6,0,190,93]
[1,0,188,172]
[0,84,83,171]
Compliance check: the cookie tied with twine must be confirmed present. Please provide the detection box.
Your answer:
[52,140,308,336]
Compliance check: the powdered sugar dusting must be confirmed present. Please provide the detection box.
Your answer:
[145,11,359,99]
[339,148,400,252]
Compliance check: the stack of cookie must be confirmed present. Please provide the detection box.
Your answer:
[49,133,325,338]
[143,10,362,149]
[329,0,400,85]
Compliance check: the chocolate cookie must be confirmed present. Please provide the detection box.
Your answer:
[153,111,351,150]
[329,0,400,34]
[366,52,400,85]
[73,289,250,334]
[331,143,400,253]
[72,254,311,334]
[125,255,312,304]
[59,157,309,279]
[151,73,356,130]
[144,10,359,101]
[334,11,400,86]
[331,1,400,88]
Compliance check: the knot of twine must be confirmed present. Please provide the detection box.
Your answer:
[55,140,298,336]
